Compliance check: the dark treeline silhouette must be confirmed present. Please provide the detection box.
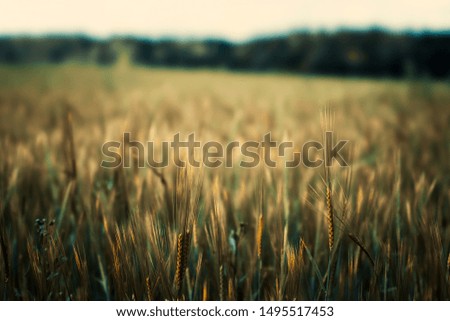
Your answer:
[0,29,449,78]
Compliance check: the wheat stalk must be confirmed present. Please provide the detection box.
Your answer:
[202,280,208,301]
[326,185,334,252]
[219,264,224,301]
[321,106,335,253]
[144,276,152,301]
[348,233,375,267]
[257,214,264,259]
[175,230,191,298]
[228,277,234,300]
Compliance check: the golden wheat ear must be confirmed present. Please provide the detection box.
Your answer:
[219,264,225,301]
[256,214,264,259]
[175,230,191,299]
[321,105,336,253]
[145,276,152,301]
[326,185,334,251]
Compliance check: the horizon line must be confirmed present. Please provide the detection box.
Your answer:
[1,25,449,44]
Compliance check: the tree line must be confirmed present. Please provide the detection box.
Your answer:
[0,29,449,78]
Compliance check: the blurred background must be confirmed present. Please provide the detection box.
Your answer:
[0,0,449,78]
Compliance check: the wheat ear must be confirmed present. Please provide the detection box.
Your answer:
[219,264,224,301]
[175,230,191,298]
[257,214,264,259]
[326,185,334,251]
[348,233,375,267]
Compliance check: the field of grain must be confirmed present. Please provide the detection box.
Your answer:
[0,65,449,300]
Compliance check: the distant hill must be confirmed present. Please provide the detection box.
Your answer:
[0,30,449,78]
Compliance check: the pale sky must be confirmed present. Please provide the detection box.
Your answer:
[1,0,449,40]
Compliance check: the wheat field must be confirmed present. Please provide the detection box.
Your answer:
[0,64,449,300]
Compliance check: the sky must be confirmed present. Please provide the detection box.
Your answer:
[1,0,449,41]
